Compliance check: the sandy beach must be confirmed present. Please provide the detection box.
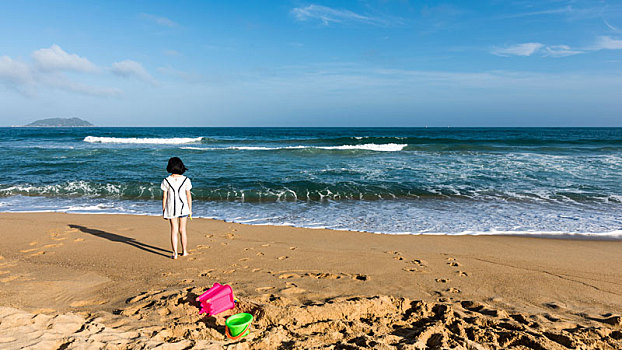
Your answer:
[0,212,620,349]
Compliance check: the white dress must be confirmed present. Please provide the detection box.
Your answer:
[161,175,192,219]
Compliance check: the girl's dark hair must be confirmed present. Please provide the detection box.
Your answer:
[166,157,187,175]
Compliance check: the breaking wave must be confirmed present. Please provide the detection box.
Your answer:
[180,143,407,152]
[84,136,204,144]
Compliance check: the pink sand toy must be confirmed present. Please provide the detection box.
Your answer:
[196,283,235,316]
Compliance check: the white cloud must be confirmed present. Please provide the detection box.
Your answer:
[111,60,157,85]
[140,13,177,27]
[32,44,96,72]
[38,73,122,97]
[0,56,35,95]
[492,43,544,56]
[0,45,120,97]
[543,45,583,57]
[291,4,396,26]
[0,56,34,85]
[592,36,622,50]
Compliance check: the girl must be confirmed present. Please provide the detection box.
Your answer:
[161,157,192,259]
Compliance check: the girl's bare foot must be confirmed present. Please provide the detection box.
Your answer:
[171,252,178,259]
[182,251,189,257]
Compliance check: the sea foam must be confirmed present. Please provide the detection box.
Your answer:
[84,136,203,144]
[181,143,407,152]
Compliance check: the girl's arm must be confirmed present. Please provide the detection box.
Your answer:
[186,189,192,214]
[162,191,167,216]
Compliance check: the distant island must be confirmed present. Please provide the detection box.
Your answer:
[24,118,94,127]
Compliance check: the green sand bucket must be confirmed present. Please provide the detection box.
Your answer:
[225,313,253,340]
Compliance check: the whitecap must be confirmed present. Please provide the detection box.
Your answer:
[84,136,203,144]
[181,143,407,152]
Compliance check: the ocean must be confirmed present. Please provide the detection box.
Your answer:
[2,127,621,238]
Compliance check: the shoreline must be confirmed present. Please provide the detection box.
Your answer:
[1,212,621,348]
[2,207,621,240]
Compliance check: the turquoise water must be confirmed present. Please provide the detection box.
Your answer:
[2,127,621,237]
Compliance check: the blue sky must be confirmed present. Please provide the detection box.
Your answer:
[0,0,621,126]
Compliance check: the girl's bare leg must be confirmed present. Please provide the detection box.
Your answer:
[169,218,179,259]
[179,216,189,256]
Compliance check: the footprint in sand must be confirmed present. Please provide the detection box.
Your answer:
[261,243,270,247]
[279,273,301,279]
[435,278,450,283]
[251,268,261,272]
[220,242,228,246]
[304,272,346,280]
[256,252,264,256]
[196,244,210,250]
[448,262,462,267]
[29,251,46,257]
[74,238,84,242]
[352,274,368,281]
[226,233,236,240]
[239,258,249,262]
[277,256,288,260]
[205,234,214,238]
[385,251,406,261]
[544,302,562,310]
[199,270,213,277]
[180,279,194,284]
[411,259,428,267]
[289,247,297,250]
[447,287,461,294]
[256,286,275,292]
[223,269,236,274]
[457,271,469,277]
[403,267,419,273]
[29,241,38,246]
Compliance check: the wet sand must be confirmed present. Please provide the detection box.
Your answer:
[0,212,620,349]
